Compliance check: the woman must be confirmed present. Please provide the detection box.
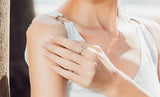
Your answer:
[25,0,160,97]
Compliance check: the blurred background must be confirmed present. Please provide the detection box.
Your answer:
[10,0,160,97]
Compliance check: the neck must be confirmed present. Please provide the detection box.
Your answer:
[58,0,119,36]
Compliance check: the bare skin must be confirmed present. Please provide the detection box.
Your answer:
[26,0,160,97]
[56,0,140,80]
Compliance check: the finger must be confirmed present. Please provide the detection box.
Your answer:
[43,50,97,77]
[49,34,87,54]
[49,65,81,83]
[42,42,92,67]
[43,51,82,74]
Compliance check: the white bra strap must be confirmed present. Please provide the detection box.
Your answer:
[45,11,67,25]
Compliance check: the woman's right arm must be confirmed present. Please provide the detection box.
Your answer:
[26,15,68,97]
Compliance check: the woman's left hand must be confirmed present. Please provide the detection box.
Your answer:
[42,35,122,95]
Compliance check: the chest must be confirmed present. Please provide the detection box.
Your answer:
[78,26,141,79]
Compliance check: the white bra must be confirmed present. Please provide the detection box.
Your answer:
[24,11,160,97]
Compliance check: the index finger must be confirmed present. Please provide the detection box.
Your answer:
[49,34,86,54]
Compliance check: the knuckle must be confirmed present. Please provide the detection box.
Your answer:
[52,55,58,62]
[65,60,77,71]
[71,41,79,48]
[64,60,71,69]
[90,62,98,71]
[65,51,72,58]
[56,37,63,43]
[64,63,69,69]
[68,73,75,80]
[51,46,58,53]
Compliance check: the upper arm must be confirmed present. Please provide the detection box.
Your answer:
[143,19,160,82]
[26,15,68,97]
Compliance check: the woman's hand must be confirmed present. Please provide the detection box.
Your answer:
[41,35,150,97]
[41,34,120,94]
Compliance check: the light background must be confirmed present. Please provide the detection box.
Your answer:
[34,0,160,23]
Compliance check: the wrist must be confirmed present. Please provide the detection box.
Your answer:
[103,71,124,97]
[103,71,150,97]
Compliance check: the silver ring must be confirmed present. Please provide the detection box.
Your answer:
[79,45,86,55]
[69,70,74,73]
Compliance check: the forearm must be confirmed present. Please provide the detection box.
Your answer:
[115,80,150,97]
[104,72,151,97]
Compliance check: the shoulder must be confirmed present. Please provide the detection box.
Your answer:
[26,14,67,41]
[140,18,160,53]
[128,14,160,53]
[26,15,68,97]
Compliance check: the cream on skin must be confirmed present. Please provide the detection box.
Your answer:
[26,0,160,97]
[41,0,153,97]
[42,34,151,97]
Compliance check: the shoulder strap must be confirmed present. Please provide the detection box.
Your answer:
[132,16,159,67]
[45,11,69,25]
[44,11,82,41]
[140,19,159,67]
[127,14,159,66]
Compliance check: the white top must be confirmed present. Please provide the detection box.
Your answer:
[24,11,160,97]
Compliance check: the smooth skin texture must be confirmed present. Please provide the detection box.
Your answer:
[27,15,68,97]
[26,0,160,97]
[42,34,151,97]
